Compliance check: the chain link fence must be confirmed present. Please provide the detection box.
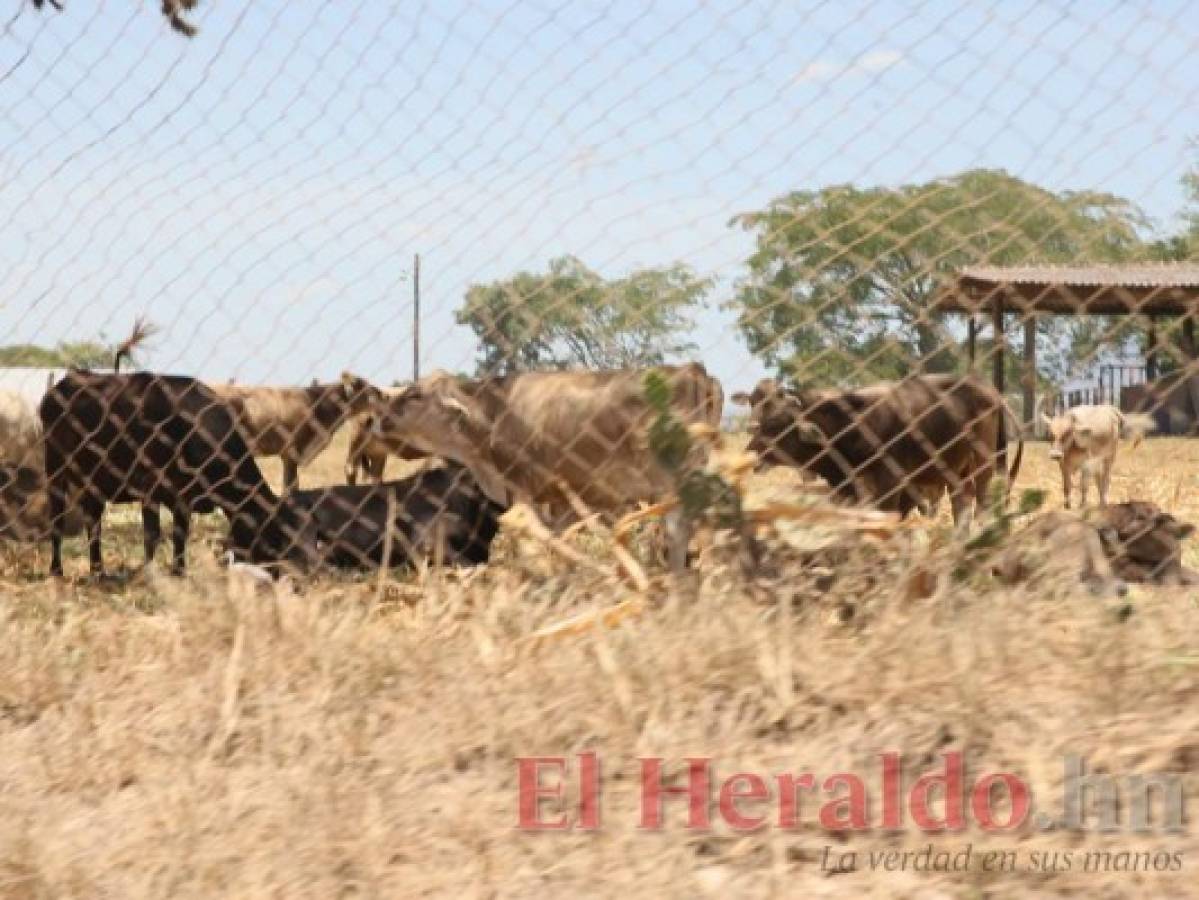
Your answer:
[1,1,1197,584]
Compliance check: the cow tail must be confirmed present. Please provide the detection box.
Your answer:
[113,316,156,373]
[997,400,1026,508]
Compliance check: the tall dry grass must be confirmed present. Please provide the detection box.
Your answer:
[0,433,1195,897]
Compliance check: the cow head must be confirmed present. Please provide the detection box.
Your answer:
[339,372,385,415]
[227,496,326,573]
[1041,411,1080,460]
[732,378,825,467]
[369,373,511,505]
[1040,412,1103,460]
[1097,500,1196,583]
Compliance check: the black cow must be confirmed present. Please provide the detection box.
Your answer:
[733,374,1024,526]
[40,371,322,576]
[287,465,505,569]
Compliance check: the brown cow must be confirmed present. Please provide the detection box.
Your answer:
[0,463,83,542]
[1096,500,1198,586]
[732,374,1023,527]
[211,376,381,493]
[364,364,724,569]
[344,387,427,485]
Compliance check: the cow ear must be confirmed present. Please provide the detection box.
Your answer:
[1179,522,1196,539]
[796,420,824,443]
[438,395,474,423]
[340,372,361,399]
[731,391,751,406]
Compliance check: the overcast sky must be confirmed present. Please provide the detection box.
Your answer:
[1,0,1196,392]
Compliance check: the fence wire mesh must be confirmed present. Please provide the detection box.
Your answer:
[1,1,1197,586]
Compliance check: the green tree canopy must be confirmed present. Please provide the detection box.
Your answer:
[457,255,711,374]
[729,168,1148,385]
[0,340,116,369]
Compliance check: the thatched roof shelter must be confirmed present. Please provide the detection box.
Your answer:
[933,264,1199,426]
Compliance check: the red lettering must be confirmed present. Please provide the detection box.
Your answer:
[971,773,1030,831]
[819,774,868,830]
[719,773,768,831]
[777,773,816,828]
[910,752,965,831]
[517,756,569,830]
[880,752,902,828]
[639,758,711,829]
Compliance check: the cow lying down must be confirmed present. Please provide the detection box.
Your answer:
[996,501,1197,595]
[285,465,505,570]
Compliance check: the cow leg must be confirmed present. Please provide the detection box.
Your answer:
[87,514,104,577]
[1078,464,1090,509]
[950,482,974,532]
[1099,457,1114,508]
[47,480,67,578]
[142,504,162,567]
[169,504,190,576]
[664,506,691,573]
[1061,463,1072,510]
[282,458,299,494]
[370,453,386,485]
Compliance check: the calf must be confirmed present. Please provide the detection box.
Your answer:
[40,371,323,576]
[1040,405,1152,508]
[344,388,427,485]
[211,376,381,493]
[0,463,83,542]
[733,374,1023,527]
[0,390,44,471]
[290,465,504,569]
[365,364,724,569]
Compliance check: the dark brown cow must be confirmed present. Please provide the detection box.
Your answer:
[364,364,724,569]
[41,371,323,576]
[1096,501,1198,586]
[733,374,1023,526]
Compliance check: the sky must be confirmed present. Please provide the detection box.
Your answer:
[0,0,1196,394]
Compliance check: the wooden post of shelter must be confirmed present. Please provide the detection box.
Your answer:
[991,298,1005,399]
[1021,315,1036,427]
[1146,319,1158,382]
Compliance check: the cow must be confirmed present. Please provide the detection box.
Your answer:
[344,387,427,485]
[40,370,324,576]
[0,463,83,542]
[0,390,44,471]
[1095,500,1198,586]
[363,364,724,569]
[732,374,1023,527]
[289,465,505,569]
[210,376,382,493]
[1039,404,1152,509]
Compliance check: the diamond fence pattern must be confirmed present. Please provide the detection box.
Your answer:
[1,1,1197,583]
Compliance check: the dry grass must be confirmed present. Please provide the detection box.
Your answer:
[0,432,1197,897]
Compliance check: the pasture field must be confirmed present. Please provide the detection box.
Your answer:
[0,433,1197,897]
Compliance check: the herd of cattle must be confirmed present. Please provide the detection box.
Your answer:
[0,330,1188,584]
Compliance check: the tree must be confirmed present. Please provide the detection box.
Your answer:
[32,0,200,36]
[457,256,711,374]
[729,169,1147,385]
[0,339,123,369]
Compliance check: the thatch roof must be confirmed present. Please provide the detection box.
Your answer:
[933,263,1199,315]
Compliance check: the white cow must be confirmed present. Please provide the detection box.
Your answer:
[0,390,43,471]
[1040,404,1152,508]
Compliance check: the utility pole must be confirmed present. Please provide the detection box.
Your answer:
[413,253,421,380]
